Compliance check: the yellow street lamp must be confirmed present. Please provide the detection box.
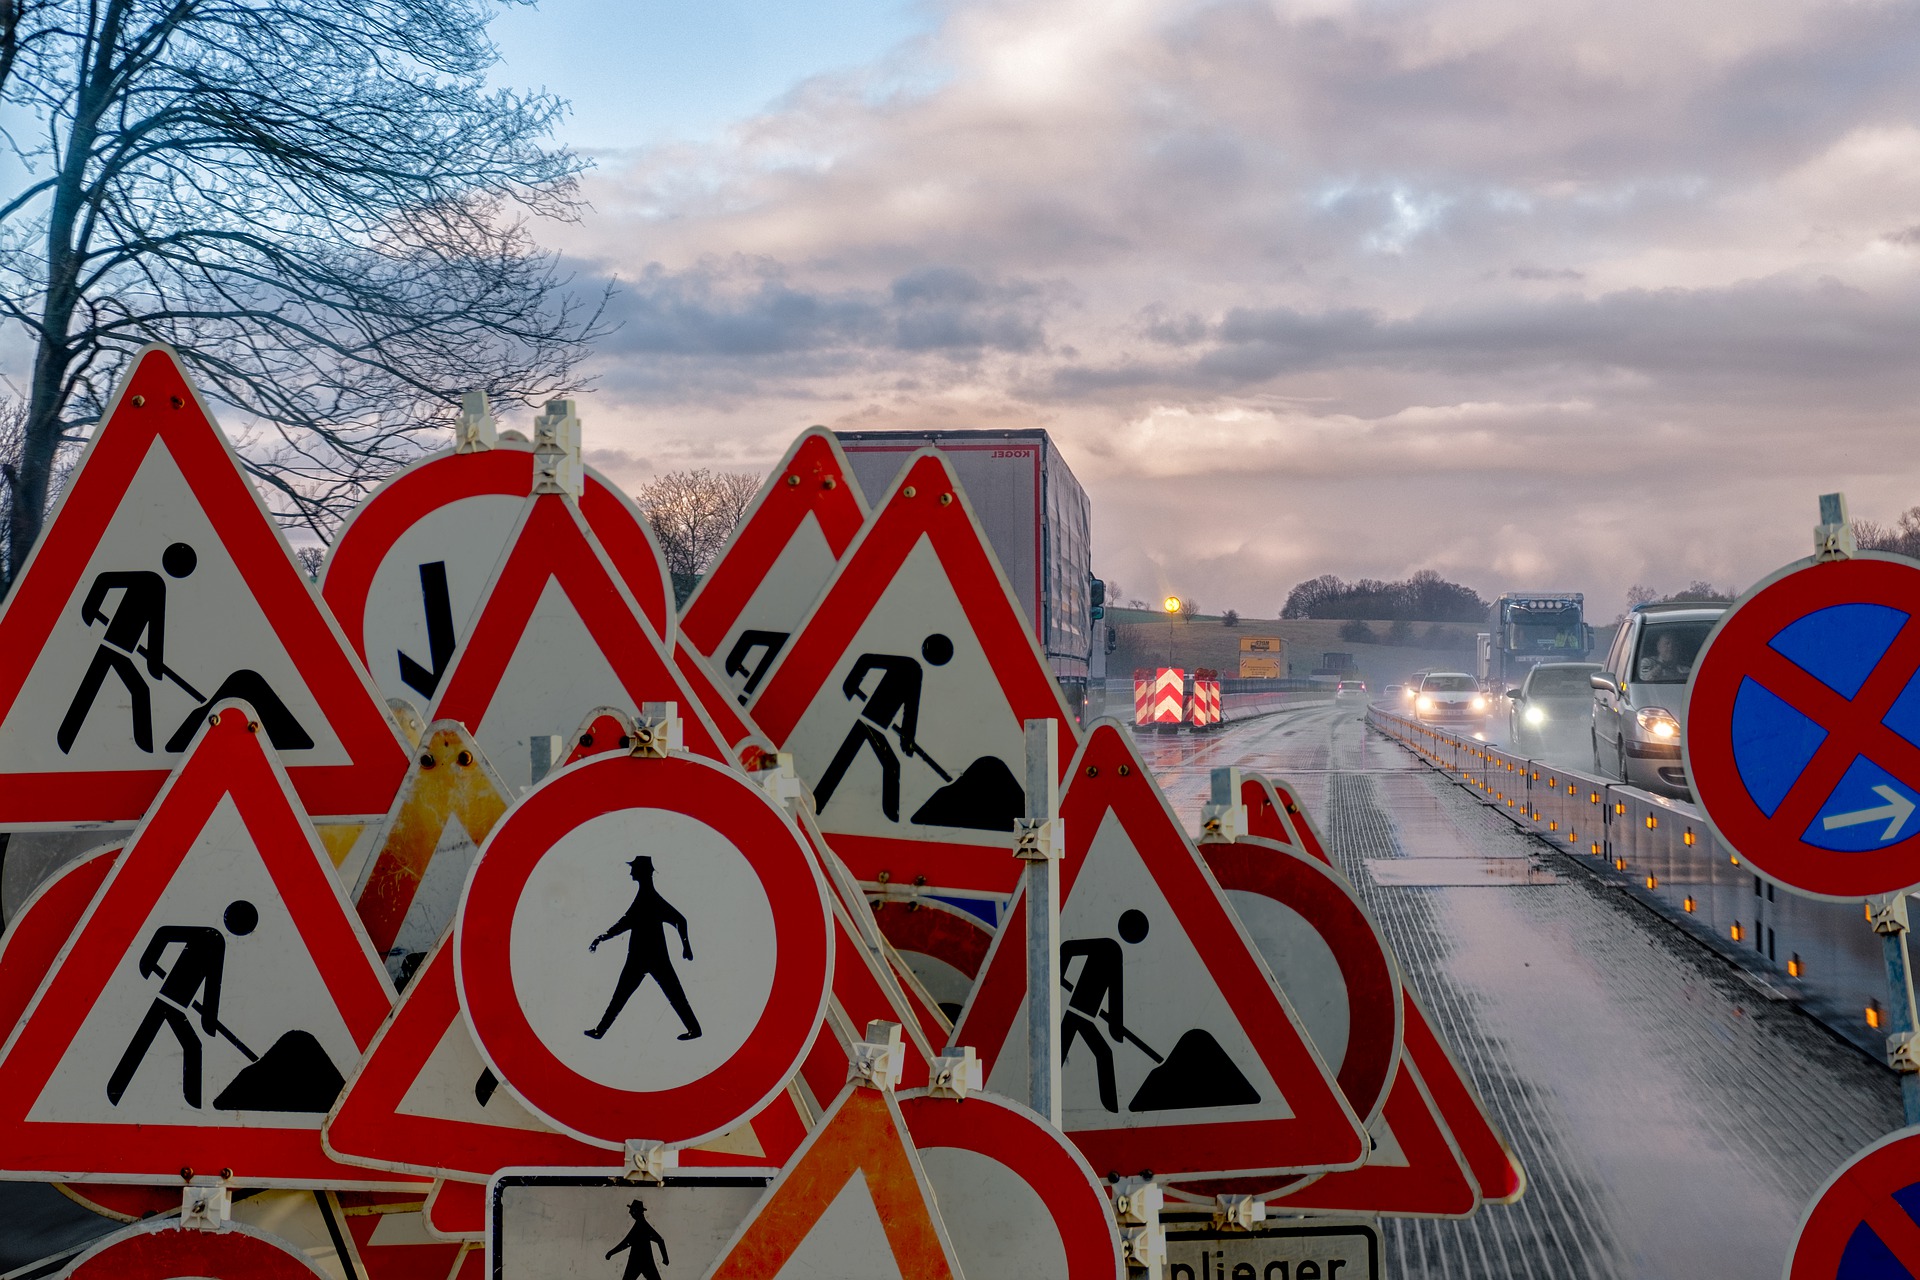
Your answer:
[1163,595,1181,614]
[1163,596,1180,666]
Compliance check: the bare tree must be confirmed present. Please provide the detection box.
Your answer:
[1856,507,1920,559]
[292,544,326,582]
[638,469,762,602]
[0,392,78,574]
[0,0,610,590]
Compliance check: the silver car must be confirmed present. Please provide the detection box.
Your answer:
[1414,672,1489,723]
[1506,662,1603,758]
[1590,602,1728,797]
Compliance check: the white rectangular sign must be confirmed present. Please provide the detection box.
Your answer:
[489,1169,774,1278]
[1165,1223,1380,1280]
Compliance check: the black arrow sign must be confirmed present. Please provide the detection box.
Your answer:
[398,561,456,699]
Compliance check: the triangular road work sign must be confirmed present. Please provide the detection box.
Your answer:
[349,722,512,976]
[425,494,729,791]
[674,634,777,762]
[800,809,951,1058]
[1403,990,1526,1204]
[0,347,407,826]
[325,927,809,1184]
[322,437,677,709]
[1240,773,1304,847]
[561,705,641,765]
[680,428,869,708]
[705,1083,965,1280]
[1243,772,1327,859]
[334,1190,469,1280]
[1261,1054,1481,1218]
[425,1176,487,1241]
[0,703,417,1187]
[953,721,1365,1181]
[749,450,1078,894]
[324,927,612,1181]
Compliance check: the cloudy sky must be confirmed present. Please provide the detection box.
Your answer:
[491,0,1920,618]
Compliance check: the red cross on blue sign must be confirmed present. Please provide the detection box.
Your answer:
[1689,554,1920,900]
[1788,1125,1920,1278]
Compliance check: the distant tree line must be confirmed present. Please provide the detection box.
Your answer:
[1855,507,1920,559]
[1283,570,1488,622]
[1622,581,1734,611]
[1338,619,1474,649]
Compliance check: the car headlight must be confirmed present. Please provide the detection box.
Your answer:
[1636,707,1681,741]
[1524,705,1546,726]
[1416,696,1434,711]
[1471,695,1487,711]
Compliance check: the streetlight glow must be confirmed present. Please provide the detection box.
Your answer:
[1163,595,1181,614]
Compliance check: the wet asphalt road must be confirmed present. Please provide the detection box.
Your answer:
[1140,700,1903,1279]
[0,700,1903,1277]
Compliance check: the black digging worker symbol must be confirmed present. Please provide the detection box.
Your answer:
[812,634,1027,830]
[57,541,316,755]
[585,856,702,1042]
[1059,909,1262,1115]
[105,900,345,1112]
[607,1198,670,1280]
[723,629,789,706]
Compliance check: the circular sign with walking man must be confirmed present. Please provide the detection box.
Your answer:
[456,750,833,1148]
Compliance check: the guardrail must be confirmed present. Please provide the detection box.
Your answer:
[1367,704,1889,1058]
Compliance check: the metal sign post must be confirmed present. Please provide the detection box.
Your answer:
[1017,717,1063,1128]
[1870,893,1920,1126]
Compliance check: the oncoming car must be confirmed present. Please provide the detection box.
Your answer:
[1506,662,1603,756]
[1413,672,1488,722]
[1591,601,1728,797]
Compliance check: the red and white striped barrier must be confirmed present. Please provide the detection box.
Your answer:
[1199,678,1222,727]
[1150,667,1185,724]
[1133,670,1154,726]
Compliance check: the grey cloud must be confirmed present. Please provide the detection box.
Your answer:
[595,260,1052,367]
[543,0,1920,615]
[1049,276,1920,408]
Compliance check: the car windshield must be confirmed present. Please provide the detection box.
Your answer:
[1633,620,1717,685]
[1422,675,1476,692]
[1528,666,1601,695]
